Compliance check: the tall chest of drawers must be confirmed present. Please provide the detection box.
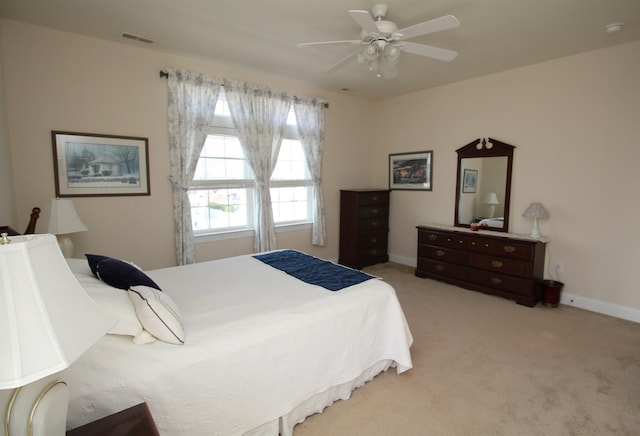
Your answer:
[415,225,547,307]
[339,189,390,269]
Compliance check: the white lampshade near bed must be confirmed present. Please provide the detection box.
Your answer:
[42,198,88,258]
[0,233,114,435]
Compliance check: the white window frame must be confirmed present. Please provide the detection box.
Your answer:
[191,90,313,240]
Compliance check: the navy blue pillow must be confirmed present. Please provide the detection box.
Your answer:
[86,254,111,277]
[93,257,162,291]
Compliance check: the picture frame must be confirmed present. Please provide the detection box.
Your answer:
[462,169,478,193]
[389,151,433,191]
[52,131,150,197]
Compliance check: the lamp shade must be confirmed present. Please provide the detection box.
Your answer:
[0,234,114,389]
[45,199,88,235]
[484,193,499,205]
[522,202,549,219]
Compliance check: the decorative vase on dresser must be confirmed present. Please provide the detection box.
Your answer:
[339,189,390,269]
[415,224,548,307]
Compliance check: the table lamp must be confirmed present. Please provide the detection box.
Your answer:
[484,193,499,218]
[44,199,88,258]
[522,202,549,238]
[0,233,114,435]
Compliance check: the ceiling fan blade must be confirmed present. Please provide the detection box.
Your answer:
[324,50,360,73]
[393,15,460,40]
[297,40,362,48]
[399,41,458,61]
[349,9,379,35]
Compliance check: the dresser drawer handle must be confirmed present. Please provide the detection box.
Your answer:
[471,242,476,246]
[371,221,378,227]
[458,240,464,244]
[491,260,503,268]
[372,196,378,202]
[436,250,445,257]
[371,208,378,214]
[435,265,445,272]
[484,243,490,248]
[447,238,452,242]
[371,237,377,243]
[428,234,437,241]
[503,245,516,253]
[491,277,502,285]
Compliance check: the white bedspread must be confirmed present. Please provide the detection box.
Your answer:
[63,253,413,435]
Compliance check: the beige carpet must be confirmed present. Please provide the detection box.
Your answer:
[293,263,640,436]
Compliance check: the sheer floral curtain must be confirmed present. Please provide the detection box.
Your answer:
[223,79,290,253]
[293,98,327,246]
[166,69,221,265]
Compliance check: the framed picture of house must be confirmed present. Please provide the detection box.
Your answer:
[52,131,150,197]
[462,169,477,193]
[389,150,433,191]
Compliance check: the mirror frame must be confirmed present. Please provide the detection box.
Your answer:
[454,137,515,232]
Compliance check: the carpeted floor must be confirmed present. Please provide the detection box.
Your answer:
[293,262,640,435]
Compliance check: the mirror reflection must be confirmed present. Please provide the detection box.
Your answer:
[454,138,514,232]
[457,157,508,229]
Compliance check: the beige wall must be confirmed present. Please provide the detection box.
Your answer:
[371,40,640,318]
[0,19,375,269]
[0,20,16,227]
[2,18,639,320]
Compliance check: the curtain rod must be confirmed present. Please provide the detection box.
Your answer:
[159,70,329,108]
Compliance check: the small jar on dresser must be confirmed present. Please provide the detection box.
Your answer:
[339,189,390,269]
[415,224,548,307]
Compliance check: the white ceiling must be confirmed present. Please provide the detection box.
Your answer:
[1,0,639,100]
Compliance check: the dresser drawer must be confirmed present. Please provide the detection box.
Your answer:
[355,191,389,206]
[468,236,533,261]
[417,258,466,280]
[358,217,388,233]
[358,245,387,260]
[358,230,388,248]
[469,253,531,277]
[418,229,468,250]
[467,268,532,296]
[358,204,389,219]
[418,244,467,266]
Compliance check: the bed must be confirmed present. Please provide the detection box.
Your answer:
[63,250,413,435]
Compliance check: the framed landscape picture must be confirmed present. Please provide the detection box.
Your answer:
[462,169,478,193]
[52,131,150,197]
[389,150,433,191]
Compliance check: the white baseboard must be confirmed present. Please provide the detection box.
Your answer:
[388,253,640,324]
[561,292,640,323]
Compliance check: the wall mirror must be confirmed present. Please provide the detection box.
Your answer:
[454,138,515,232]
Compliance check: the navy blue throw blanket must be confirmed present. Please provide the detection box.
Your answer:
[253,250,376,291]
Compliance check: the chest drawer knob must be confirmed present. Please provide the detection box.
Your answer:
[503,245,516,253]
[428,234,437,241]
[371,221,378,227]
[436,250,445,257]
[435,264,445,272]
[491,277,502,285]
[492,260,503,268]
[371,208,378,214]
[372,196,378,201]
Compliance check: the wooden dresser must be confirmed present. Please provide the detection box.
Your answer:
[415,224,547,306]
[339,189,390,269]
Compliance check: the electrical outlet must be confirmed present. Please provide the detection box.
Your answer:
[555,262,564,273]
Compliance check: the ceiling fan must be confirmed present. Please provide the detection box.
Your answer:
[297,4,460,79]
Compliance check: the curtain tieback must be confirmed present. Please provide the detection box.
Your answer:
[168,175,189,192]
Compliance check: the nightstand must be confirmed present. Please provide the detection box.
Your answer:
[66,403,159,436]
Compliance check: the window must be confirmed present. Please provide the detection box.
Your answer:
[190,90,312,235]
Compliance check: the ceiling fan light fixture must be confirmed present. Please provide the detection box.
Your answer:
[363,43,380,60]
[384,44,400,62]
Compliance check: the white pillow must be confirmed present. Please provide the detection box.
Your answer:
[72,267,156,344]
[128,285,185,345]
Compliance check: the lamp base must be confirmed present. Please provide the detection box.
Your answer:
[529,217,541,238]
[2,375,68,436]
[56,235,75,258]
